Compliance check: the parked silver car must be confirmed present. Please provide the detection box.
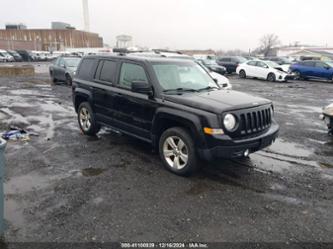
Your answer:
[49,56,81,85]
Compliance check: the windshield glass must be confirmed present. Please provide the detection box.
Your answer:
[237,57,247,63]
[326,62,333,67]
[203,59,217,65]
[64,58,81,67]
[152,61,218,92]
[265,61,279,68]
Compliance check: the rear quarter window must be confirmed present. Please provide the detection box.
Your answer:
[77,58,98,81]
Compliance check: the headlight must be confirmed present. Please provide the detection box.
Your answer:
[223,113,237,131]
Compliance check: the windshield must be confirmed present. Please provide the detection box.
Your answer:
[265,61,279,68]
[64,58,81,67]
[237,57,247,63]
[203,59,218,65]
[152,61,218,92]
[326,62,333,67]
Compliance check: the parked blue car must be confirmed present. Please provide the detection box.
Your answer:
[290,60,333,81]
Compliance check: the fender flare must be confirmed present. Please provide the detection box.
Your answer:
[151,107,207,149]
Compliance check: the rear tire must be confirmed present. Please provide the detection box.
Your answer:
[159,127,200,176]
[239,70,246,79]
[267,73,276,82]
[65,74,72,86]
[77,102,100,136]
[50,71,57,84]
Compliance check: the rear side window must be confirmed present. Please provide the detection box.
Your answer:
[303,61,315,67]
[99,60,117,83]
[220,57,230,62]
[315,62,327,68]
[247,61,257,66]
[119,63,148,89]
[77,58,96,80]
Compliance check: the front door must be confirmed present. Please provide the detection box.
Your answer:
[314,61,331,79]
[111,62,157,141]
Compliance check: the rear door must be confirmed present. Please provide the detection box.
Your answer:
[245,61,257,77]
[302,61,316,77]
[93,59,118,125]
[55,57,67,80]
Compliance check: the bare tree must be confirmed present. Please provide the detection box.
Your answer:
[259,34,281,57]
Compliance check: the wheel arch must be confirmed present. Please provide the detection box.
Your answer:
[74,89,93,113]
[151,108,207,151]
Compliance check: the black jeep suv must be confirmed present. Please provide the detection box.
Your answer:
[72,54,279,176]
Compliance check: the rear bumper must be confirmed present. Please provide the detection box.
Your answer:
[198,123,279,161]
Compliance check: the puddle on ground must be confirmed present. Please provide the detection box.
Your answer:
[81,168,107,177]
[249,153,306,174]
[319,162,333,168]
[266,138,313,158]
[5,172,62,194]
[261,193,304,206]
[5,198,26,230]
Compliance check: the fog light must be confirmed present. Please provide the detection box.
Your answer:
[244,149,250,157]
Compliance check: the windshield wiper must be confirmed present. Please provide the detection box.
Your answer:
[197,86,219,92]
[163,88,198,93]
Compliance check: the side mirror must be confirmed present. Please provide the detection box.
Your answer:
[131,80,152,95]
[325,66,330,70]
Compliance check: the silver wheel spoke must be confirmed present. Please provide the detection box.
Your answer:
[173,156,180,169]
[166,137,177,149]
[164,149,174,158]
[177,140,185,150]
[179,153,188,163]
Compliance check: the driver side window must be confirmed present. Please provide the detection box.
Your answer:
[119,63,148,89]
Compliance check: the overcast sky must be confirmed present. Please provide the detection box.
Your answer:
[0,0,332,50]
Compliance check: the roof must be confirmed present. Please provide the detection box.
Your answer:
[289,49,333,58]
[84,53,197,64]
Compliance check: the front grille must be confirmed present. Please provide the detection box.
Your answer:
[223,105,272,138]
[240,108,271,136]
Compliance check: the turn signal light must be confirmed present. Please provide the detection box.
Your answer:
[203,127,224,135]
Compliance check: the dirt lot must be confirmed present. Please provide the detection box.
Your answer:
[0,62,332,242]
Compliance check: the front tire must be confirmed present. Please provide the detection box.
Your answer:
[78,102,100,136]
[159,127,200,176]
[267,73,276,82]
[239,70,246,79]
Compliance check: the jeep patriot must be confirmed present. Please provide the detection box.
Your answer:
[72,54,279,176]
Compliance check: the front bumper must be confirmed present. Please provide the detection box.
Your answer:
[198,123,279,161]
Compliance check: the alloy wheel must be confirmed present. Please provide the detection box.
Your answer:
[163,136,189,170]
[79,107,91,132]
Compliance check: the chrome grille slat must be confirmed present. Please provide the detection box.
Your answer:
[231,106,272,138]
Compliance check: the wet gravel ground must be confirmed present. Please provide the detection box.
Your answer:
[0,63,332,242]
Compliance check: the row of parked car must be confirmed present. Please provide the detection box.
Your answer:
[213,55,333,82]
[0,49,69,62]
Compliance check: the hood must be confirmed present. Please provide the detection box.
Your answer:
[163,89,271,113]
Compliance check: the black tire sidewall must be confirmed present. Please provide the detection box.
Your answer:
[268,73,276,82]
[77,102,100,136]
[239,70,246,78]
[159,127,199,176]
[65,74,72,85]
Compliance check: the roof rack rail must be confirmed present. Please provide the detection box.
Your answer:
[152,49,183,54]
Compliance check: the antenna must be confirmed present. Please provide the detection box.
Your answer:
[82,0,90,31]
